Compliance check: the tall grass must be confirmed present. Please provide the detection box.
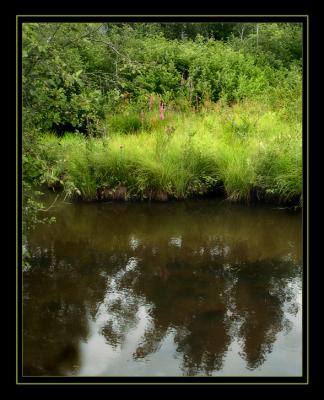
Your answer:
[35,99,302,205]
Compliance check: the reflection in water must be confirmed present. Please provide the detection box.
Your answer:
[23,199,302,376]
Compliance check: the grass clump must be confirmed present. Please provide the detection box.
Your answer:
[34,98,301,206]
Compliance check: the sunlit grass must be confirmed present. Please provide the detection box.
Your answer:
[36,100,302,204]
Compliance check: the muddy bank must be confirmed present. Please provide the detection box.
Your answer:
[45,182,301,207]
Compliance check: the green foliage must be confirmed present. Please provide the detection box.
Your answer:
[22,22,302,129]
[108,112,142,133]
[229,23,302,68]
[22,22,302,207]
[22,23,106,135]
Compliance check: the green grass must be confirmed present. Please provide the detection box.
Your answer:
[34,100,302,205]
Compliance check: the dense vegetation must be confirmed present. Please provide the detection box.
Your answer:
[22,22,302,252]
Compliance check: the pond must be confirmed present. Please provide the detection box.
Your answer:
[23,198,302,377]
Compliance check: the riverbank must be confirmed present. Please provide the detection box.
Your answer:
[30,100,301,206]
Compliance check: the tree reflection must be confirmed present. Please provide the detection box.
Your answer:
[23,239,108,376]
[24,201,302,376]
[95,242,301,375]
[232,260,300,370]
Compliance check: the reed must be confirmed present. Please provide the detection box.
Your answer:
[34,100,302,205]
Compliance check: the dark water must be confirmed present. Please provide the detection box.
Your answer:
[23,198,302,377]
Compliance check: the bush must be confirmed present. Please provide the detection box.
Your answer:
[22,23,302,206]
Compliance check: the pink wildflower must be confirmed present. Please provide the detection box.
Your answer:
[159,102,165,120]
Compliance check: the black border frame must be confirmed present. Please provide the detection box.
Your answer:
[12,2,316,389]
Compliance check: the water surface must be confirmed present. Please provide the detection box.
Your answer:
[23,198,302,377]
